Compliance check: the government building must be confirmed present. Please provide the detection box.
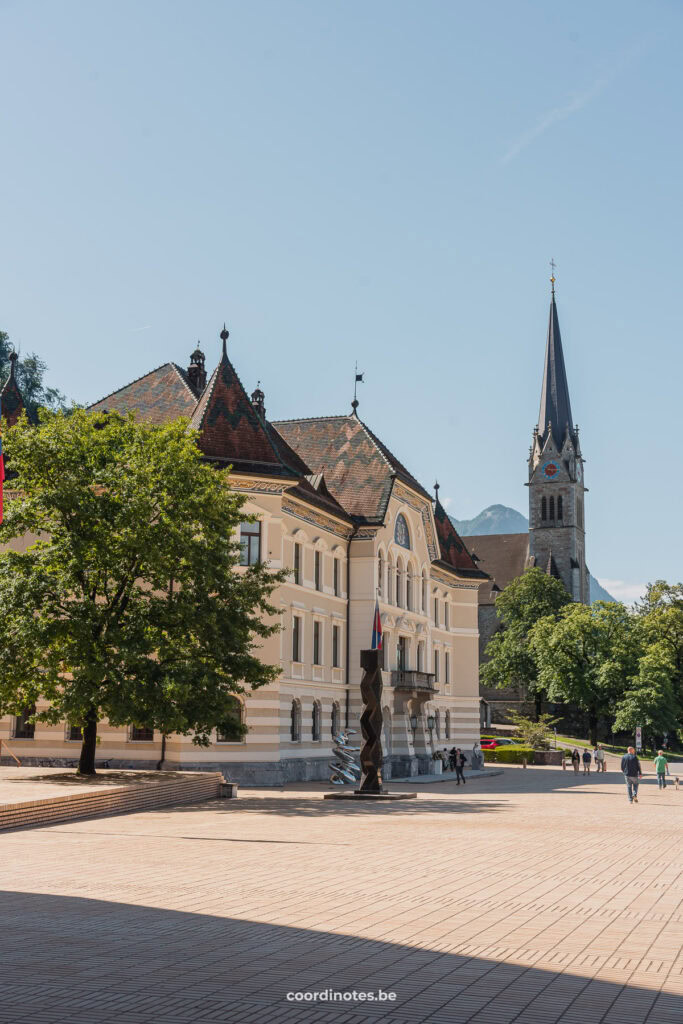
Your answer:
[1,328,488,783]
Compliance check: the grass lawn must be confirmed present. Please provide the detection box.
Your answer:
[556,735,683,761]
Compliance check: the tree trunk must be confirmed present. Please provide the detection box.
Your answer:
[156,733,167,771]
[588,708,598,747]
[78,708,98,775]
[534,692,543,722]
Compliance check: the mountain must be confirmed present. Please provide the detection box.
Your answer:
[450,504,616,603]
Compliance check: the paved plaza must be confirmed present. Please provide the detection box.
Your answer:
[0,765,681,1024]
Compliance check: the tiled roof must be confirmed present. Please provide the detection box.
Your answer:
[433,501,489,579]
[465,533,534,605]
[286,478,353,523]
[273,414,428,522]
[88,363,198,424]
[190,352,298,479]
[1,365,28,427]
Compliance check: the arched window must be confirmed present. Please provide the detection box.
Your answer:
[395,561,401,607]
[434,710,441,740]
[406,565,413,611]
[331,701,341,737]
[549,496,555,520]
[216,696,244,742]
[557,496,563,520]
[394,513,410,549]
[444,601,450,630]
[445,710,451,740]
[387,557,394,604]
[541,496,547,521]
[422,572,428,612]
[378,552,384,597]
[312,701,322,742]
[290,700,301,742]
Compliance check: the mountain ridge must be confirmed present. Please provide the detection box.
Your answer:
[449,504,616,604]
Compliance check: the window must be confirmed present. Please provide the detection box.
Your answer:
[216,697,244,742]
[406,569,412,611]
[394,513,410,549]
[312,701,322,742]
[435,710,441,740]
[557,496,563,520]
[434,597,439,627]
[395,564,401,607]
[314,550,322,591]
[67,723,82,741]
[444,602,449,630]
[541,496,547,521]
[313,620,322,665]
[445,710,451,740]
[333,557,341,596]
[422,573,427,612]
[378,553,384,597]
[397,636,407,671]
[331,702,341,737]
[290,700,301,742]
[387,560,394,604]
[130,726,154,741]
[332,625,340,668]
[417,642,424,672]
[292,615,302,662]
[445,652,450,685]
[549,496,555,520]
[14,706,35,739]
[240,521,261,565]
[293,542,302,585]
[434,650,440,682]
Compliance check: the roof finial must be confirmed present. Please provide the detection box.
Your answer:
[352,362,363,415]
[8,350,18,380]
[219,323,229,357]
[549,258,557,296]
[434,480,440,503]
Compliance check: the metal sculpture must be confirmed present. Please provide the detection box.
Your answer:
[358,648,384,793]
[329,730,361,785]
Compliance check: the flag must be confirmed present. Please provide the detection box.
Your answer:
[371,595,382,650]
[0,395,4,525]
[355,373,364,383]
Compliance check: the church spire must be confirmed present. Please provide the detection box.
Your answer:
[537,273,574,448]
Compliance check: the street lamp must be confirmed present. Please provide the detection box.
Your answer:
[427,715,436,731]
[409,714,418,732]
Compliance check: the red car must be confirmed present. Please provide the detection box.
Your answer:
[480,738,516,750]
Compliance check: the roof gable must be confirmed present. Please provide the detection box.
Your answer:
[88,363,197,424]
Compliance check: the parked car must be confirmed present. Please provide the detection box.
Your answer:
[480,737,517,750]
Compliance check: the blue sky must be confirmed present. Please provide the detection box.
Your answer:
[2,0,681,600]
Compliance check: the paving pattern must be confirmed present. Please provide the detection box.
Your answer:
[0,766,681,1024]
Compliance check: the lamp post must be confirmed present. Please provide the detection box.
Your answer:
[427,714,435,745]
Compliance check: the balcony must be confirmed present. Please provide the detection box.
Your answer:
[390,670,437,693]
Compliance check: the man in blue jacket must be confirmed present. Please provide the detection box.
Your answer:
[621,747,643,804]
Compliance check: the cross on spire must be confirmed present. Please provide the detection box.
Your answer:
[550,258,557,294]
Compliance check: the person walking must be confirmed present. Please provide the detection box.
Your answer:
[448,746,457,771]
[594,744,606,772]
[582,748,592,774]
[621,746,643,803]
[654,750,670,789]
[454,748,468,786]
[571,748,581,774]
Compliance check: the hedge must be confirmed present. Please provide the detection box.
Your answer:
[483,745,535,764]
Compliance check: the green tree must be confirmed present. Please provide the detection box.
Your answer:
[0,330,68,414]
[481,567,572,718]
[0,408,285,774]
[636,581,683,732]
[613,640,679,747]
[531,601,640,745]
[505,710,560,750]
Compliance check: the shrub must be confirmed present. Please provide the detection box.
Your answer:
[483,745,535,764]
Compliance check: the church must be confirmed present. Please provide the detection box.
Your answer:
[473,277,590,724]
[0,326,488,783]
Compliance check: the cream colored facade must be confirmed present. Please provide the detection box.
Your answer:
[0,336,485,784]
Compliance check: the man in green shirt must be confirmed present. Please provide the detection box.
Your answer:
[654,750,669,789]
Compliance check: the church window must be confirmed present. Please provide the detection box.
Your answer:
[549,496,555,520]
[541,497,547,521]
[394,514,410,549]
[557,496,563,520]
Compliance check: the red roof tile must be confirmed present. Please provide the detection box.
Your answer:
[434,501,488,579]
[88,363,197,424]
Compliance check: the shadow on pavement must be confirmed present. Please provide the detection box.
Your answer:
[0,891,674,1024]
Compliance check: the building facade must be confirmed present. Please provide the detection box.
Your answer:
[0,328,487,783]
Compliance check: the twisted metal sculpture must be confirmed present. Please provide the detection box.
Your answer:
[358,648,384,793]
[329,729,361,785]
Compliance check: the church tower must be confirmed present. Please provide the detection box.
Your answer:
[528,274,589,603]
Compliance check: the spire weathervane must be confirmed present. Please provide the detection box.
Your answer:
[352,362,364,415]
[550,258,557,295]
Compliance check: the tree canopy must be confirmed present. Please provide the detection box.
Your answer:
[0,330,68,414]
[0,408,285,773]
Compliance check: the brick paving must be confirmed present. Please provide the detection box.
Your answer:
[0,765,681,1023]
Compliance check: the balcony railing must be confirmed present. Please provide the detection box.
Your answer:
[390,670,437,693]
